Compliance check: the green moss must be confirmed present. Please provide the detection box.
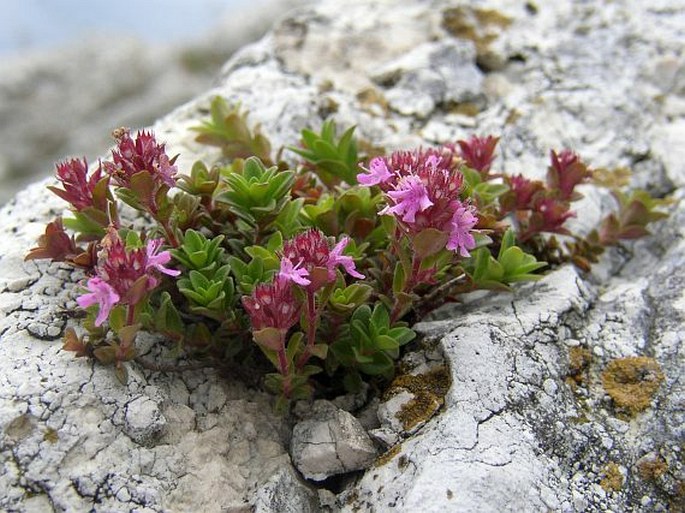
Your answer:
[637,455,668,481]
[43,428,59,444]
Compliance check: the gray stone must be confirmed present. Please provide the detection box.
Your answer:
[373,40,485,118]
[254,465,320,513]
[123,396,167,446]
[291,401,377,481]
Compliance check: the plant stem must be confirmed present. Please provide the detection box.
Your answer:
[296,291,318,371]
[390,254,422,323]
[276,331,292,397]
[126,304,136,326]
[161,219,180,247]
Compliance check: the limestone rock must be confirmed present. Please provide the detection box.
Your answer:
[290,401,376,482]
[253,465,319,513]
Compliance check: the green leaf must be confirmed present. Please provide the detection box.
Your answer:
[286,332,304,363]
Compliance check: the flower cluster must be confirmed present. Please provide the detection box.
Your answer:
[278,229,363,290]
[77,228,179,326]
[455,135,499,176]
[104,128,178,189]
[358,147,478,258]
[503,149,591,240]
[242,276,301,332]
[49,158,106,211]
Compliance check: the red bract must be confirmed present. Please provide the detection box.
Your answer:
[49,157,105,211]
[507,174,545,210]
[548,149,591,200]
[530,197,575,235]
[456,135,499,175]
[104,129,177,188]
[242,277,301,331]
[25,218,78,262]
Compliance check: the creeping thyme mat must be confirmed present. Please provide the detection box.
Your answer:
[27,97,668,409]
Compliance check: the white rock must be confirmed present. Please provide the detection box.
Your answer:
[290,401,376,481]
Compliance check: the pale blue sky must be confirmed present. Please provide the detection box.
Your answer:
[0,0,248,54]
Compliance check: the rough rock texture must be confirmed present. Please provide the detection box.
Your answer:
[291,401,376,481]
[1,0,684,512]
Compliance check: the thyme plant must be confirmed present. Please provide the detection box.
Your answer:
[27,97,669,408]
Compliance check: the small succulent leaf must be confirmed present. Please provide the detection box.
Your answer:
[375,335,399,351]
[413,228,450,259]
[108,305,127,333]
[310,343,328,360]
[253,327,283,352]
[93,345,117,365]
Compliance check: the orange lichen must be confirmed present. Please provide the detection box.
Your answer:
[600,462,624,492]
[442,7,513,70]
[601,356,664,414]
[374,443,402,467]
[637,455,668,481]
[567,346,593,386]
[385,366,451,431]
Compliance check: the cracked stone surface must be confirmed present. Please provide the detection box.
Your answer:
[291,401,376,482]
[1,0,683,511]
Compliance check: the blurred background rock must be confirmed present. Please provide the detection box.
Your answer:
[0,0,305,204]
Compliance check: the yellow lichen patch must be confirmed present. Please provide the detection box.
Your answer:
[356,87,389,115]
[591,166,632,188]
[374,443,402,467]
[637,455,668,481]
[442,7,513,70]
[386,366,451,432]
[4,414,35,442]
[600,462,624,492]
[601,356,664,414]
[444,101,481,117]
[43,428,59,444]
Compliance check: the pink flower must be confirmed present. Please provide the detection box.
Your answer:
[381,175,434,223]
[456,135,499,174]
[327,237,364,280]
[357,157,393,186]
[145,239,180,277]
[95,229,177,304]
[278,257,311,286]
[281,230,364,290]
[77,277,120,327]
[242,276,301,331]
[104,129,177,188]
[49,158,105,211]
[446,202,478,257]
